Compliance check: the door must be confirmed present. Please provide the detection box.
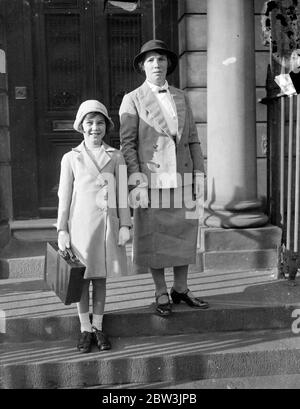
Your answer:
[31,0,178,217]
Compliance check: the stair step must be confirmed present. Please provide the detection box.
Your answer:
[202,225,282,252]
[9,219,57,241]
[1,328,299,388]
[1,274,299,342]
[93,373,300,389]
[0,239,135,279]
[202,249,279,272]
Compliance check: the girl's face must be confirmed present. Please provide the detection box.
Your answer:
[143,51,168,86]
[82,112,106,148]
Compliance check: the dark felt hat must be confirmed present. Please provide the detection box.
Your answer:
[133,39,178,75]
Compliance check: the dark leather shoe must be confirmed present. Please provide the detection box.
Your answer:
[170,288,209,309]
[92,327,111,351]
[77,331,93,353]
[155,292,172,316]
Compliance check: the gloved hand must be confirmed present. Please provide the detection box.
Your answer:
[129,186,149,208]
[118,226,131,246]
[58,230,70,251]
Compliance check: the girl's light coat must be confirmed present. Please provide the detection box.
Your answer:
[57,141,131,279]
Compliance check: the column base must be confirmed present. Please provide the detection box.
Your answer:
[203,208,269,228]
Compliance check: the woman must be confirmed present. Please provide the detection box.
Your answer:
[119,40,209,316]
[57,100,131,352]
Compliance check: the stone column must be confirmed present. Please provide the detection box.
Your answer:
[206,0,268,227]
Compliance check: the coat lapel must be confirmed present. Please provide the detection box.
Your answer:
[139,81,171,137]
[169,86,186,140]
[72,141,113,177]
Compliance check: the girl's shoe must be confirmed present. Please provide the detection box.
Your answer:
[92,327,111,351]
[77,331,93,353]
[170,288,209,309]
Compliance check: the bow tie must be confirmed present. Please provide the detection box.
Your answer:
[158,89,167,93]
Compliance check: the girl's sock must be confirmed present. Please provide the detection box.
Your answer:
[78,312,92,333]
[92,314,103,331]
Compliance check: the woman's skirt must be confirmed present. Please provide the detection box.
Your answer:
[133,185,199,269]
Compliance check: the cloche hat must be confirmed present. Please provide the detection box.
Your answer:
[73,100,114,133]
[133,39,178,75]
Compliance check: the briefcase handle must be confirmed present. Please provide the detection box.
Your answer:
[58,247,79,263]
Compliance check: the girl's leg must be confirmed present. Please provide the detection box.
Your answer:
[91,278,106,330]
[92,278,111,351]
[76,279,92,333]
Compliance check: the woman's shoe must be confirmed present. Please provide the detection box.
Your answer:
[170,288,209,309]
[155,292,172,316]
[92,327,111,351]
[77,331,93,353]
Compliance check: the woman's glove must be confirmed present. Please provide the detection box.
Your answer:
[58,230,70,251]
[118,226,131,246]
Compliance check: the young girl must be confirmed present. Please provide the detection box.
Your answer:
[57,100,131,353]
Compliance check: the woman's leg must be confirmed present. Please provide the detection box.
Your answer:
[173,265,189,293]
[149,267,172,316]
[172,265,209,308]
[149,267,168,301]
[76,279,92,333]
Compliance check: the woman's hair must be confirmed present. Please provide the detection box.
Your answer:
[139,51,172,73]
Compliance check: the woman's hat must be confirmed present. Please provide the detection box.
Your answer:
[73,100,114,133]
[133,39,178,75]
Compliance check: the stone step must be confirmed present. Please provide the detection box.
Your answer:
[0,242,279,279]
[9,219,57,241]
[1,273,298,343]
[201,249,279,272]
[1,328,300,388]
[1,220,282,278]
[0,238,135,279]
[93,373,300,389]
[202,225,282,252]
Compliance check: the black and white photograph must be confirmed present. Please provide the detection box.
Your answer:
[0,0,300,394]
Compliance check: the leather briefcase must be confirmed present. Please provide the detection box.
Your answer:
[45,242,86,305]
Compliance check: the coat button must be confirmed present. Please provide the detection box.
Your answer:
[184,143,188,147]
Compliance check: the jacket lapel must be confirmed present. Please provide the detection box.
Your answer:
[139,81,171,137]
[169,86,186,140]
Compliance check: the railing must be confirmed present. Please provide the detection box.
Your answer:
[260,66,300,281]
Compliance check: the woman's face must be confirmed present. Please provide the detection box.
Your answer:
[142,51,168,86]
[82,112,106,148]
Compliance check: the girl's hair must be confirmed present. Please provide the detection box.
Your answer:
[79,111,108,132]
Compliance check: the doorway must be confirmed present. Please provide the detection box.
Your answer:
[11,0,178,218]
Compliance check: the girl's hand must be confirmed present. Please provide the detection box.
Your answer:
[118,226,130,246]
[58,230,70,251]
